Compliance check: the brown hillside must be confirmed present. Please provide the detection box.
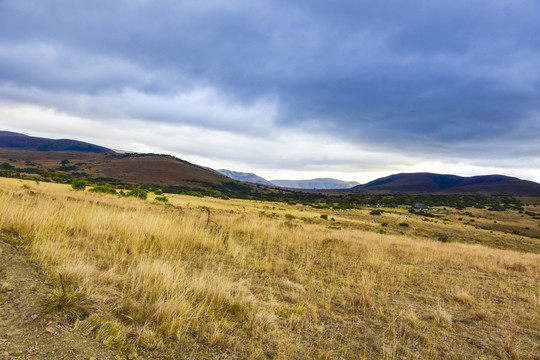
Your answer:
[0,148,248,189]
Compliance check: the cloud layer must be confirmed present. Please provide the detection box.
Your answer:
[1,0,539,182]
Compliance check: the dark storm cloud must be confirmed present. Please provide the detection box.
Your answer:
[1,0,539,159]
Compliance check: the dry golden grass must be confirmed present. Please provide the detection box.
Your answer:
[0,177,539,359]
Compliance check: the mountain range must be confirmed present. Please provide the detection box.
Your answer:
[1,131,540,196]
[216,169,360,189]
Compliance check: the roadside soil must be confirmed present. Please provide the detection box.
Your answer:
[0,234,121,360]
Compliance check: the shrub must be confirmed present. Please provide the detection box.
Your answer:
[212,192,230,200]
[370,209,384,216]
[71,177,88,191]
[154,196,168,203]
[127,188,148,200]
[416,210,435,218]
[399,222,409,227]
[89,185,118,195]
[437,233,450,243]
[184,191,204,197]
[285,214,295,220]
[153,189,164,195]
[320,214,328,220]
[381,222,388,226]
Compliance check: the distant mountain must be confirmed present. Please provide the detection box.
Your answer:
[271,178,360,189]
[352,172,540,196]
[216,170,360,189]
[0,131,115,153]
[217,169,274,186]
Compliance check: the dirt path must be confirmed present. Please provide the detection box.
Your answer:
[0,235,121,360]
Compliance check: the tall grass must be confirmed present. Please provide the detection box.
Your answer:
[0,178,539,359]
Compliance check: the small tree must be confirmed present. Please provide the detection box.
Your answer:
[71,177,88,191]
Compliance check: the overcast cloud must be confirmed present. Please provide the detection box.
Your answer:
[1,0,539,182]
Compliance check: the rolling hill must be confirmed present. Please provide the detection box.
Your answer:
[352,172,540,196]
[0,131,284,196]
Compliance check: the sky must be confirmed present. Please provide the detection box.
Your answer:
[1,0,540,183]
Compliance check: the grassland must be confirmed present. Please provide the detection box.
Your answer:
[0,177,539,359]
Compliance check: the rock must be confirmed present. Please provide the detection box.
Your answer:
[23,313,39,324]
[0,282,14,293]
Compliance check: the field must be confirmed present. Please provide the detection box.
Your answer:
[0,177,539,359]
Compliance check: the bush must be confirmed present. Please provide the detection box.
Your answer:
[127,188,148,200]
[370,209,384,216]
[89,185,118,195]
[285,214,295,220]
[153,189,164,195]
[437,233,450,243]
[381,222,388,227]
[184,191,204,197]
[71,177,88,191]
[320,214,328,220]
[211,192,230,200]
[399,222,409,227]
[154,196,168,203]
